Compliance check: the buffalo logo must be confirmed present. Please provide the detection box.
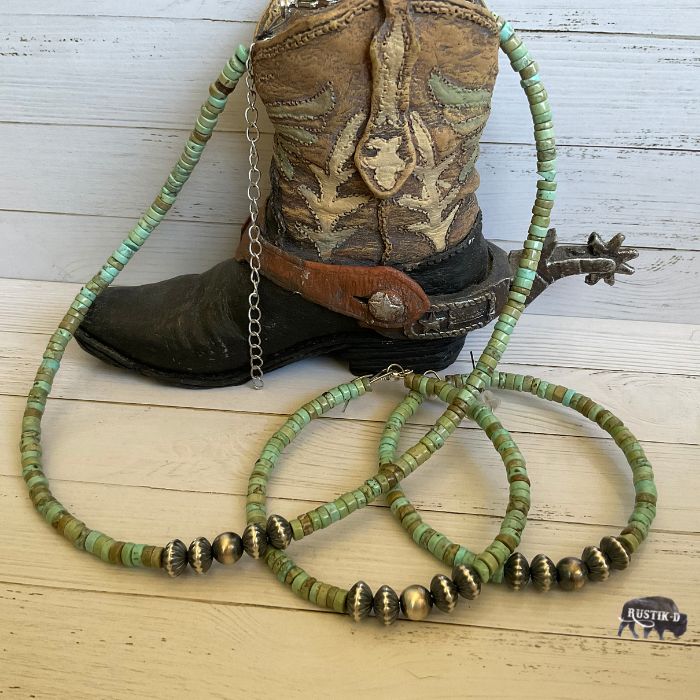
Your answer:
[618,596,688,640]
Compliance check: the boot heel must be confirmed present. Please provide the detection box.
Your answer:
[338,335,466,376]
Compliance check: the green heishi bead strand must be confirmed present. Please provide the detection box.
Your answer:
[458,16,558,401]
[246,373,530,598]
[19,45,250,569]
[480,371,657,551]
[380,372,656,579]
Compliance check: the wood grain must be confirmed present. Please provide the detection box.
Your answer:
[2,16,698,150]
[2,279,697,376]
[2,476,698,642]
[3,0,698,37]
[1,583,696,700]
[0,277,697,694]
[1,220,697,326]
[3,125,696,246]
[1,393,696,530]
[2,328,698,445]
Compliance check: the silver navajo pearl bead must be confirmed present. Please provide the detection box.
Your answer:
[373,585,400,626]
[188,537,213,574]
[582,545,611,582]
[345,581,373,622]
[266,514,293,550]
[451,564,482,600]
[241,523,267,559]
[504,552,530,590]
[430,574,459,613]
[162,539,188,578]
[400,585,433,621]
[242,523,268,559]
[212,532,243,565]
[600,536,631,570]
[530,554,558,592]
[557,557,588,591]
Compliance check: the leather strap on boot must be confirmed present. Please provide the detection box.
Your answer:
[236,224,638,339]
[235,225,512,337]
[235,227,431,331]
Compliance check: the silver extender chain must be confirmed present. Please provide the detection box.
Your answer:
[245,45,264,389]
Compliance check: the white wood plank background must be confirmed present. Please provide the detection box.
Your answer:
[1,1,698,325]
[1,2,699,697]
[3,0,698,36]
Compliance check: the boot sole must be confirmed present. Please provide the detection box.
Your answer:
[75,328,465,389]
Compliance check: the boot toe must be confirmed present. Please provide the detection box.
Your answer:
[75,267,250,384]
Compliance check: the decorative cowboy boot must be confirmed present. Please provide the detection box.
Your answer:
[75,0,637,388]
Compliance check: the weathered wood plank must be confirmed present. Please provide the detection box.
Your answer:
[2,476,698,643]
[505,246,700,325]
[1,329,697,445]
[2,16,698,149]
[1,582,696,700]
[1,124,698,248]
[1,278,698,376]
[1,393,694,529]
[2,0,697,36]
[0,212,238,285]
[2,218,697,324]
[0,477,700,645]
[1,123,271,227]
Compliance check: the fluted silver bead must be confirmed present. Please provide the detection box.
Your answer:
[600,536,631,570]
[242,523,268,559]
[345,581,373,622]
[212,532,243,565]
[557,557,588,591]
[452,564,482,600]
[430,574,459,613]
[373,585,400,626]
[400,585,433,621]
[582,545,611,582]
[162,539,188,578]
[504,552,530,590]
[266,514,293,550]
[530,554,558,592]
[188,537,213,574]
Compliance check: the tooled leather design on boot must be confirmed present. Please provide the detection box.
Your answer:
[74,0,507,387]
[253,0,499,265]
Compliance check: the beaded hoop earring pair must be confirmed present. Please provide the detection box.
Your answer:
[17,12,656,627]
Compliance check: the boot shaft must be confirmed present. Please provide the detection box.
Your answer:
[251,0,499,265]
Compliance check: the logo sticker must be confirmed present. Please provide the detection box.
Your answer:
[617,596,688,640]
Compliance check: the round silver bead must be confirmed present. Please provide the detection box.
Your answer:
[451,564,482,600]
[504,552,530,591]
[373,585,400,626]
[162,539,188,578]
[430,574,459,613]
[582,545,611,582]
[530,554,558,592]
[600,536,631,570]
[266,514,293,550]
[400,585,433,621]
[188,537,213,574]
[212,531,243,565]
[557,557,588,591]
[242,523,268,559]
[345,581,373,622]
